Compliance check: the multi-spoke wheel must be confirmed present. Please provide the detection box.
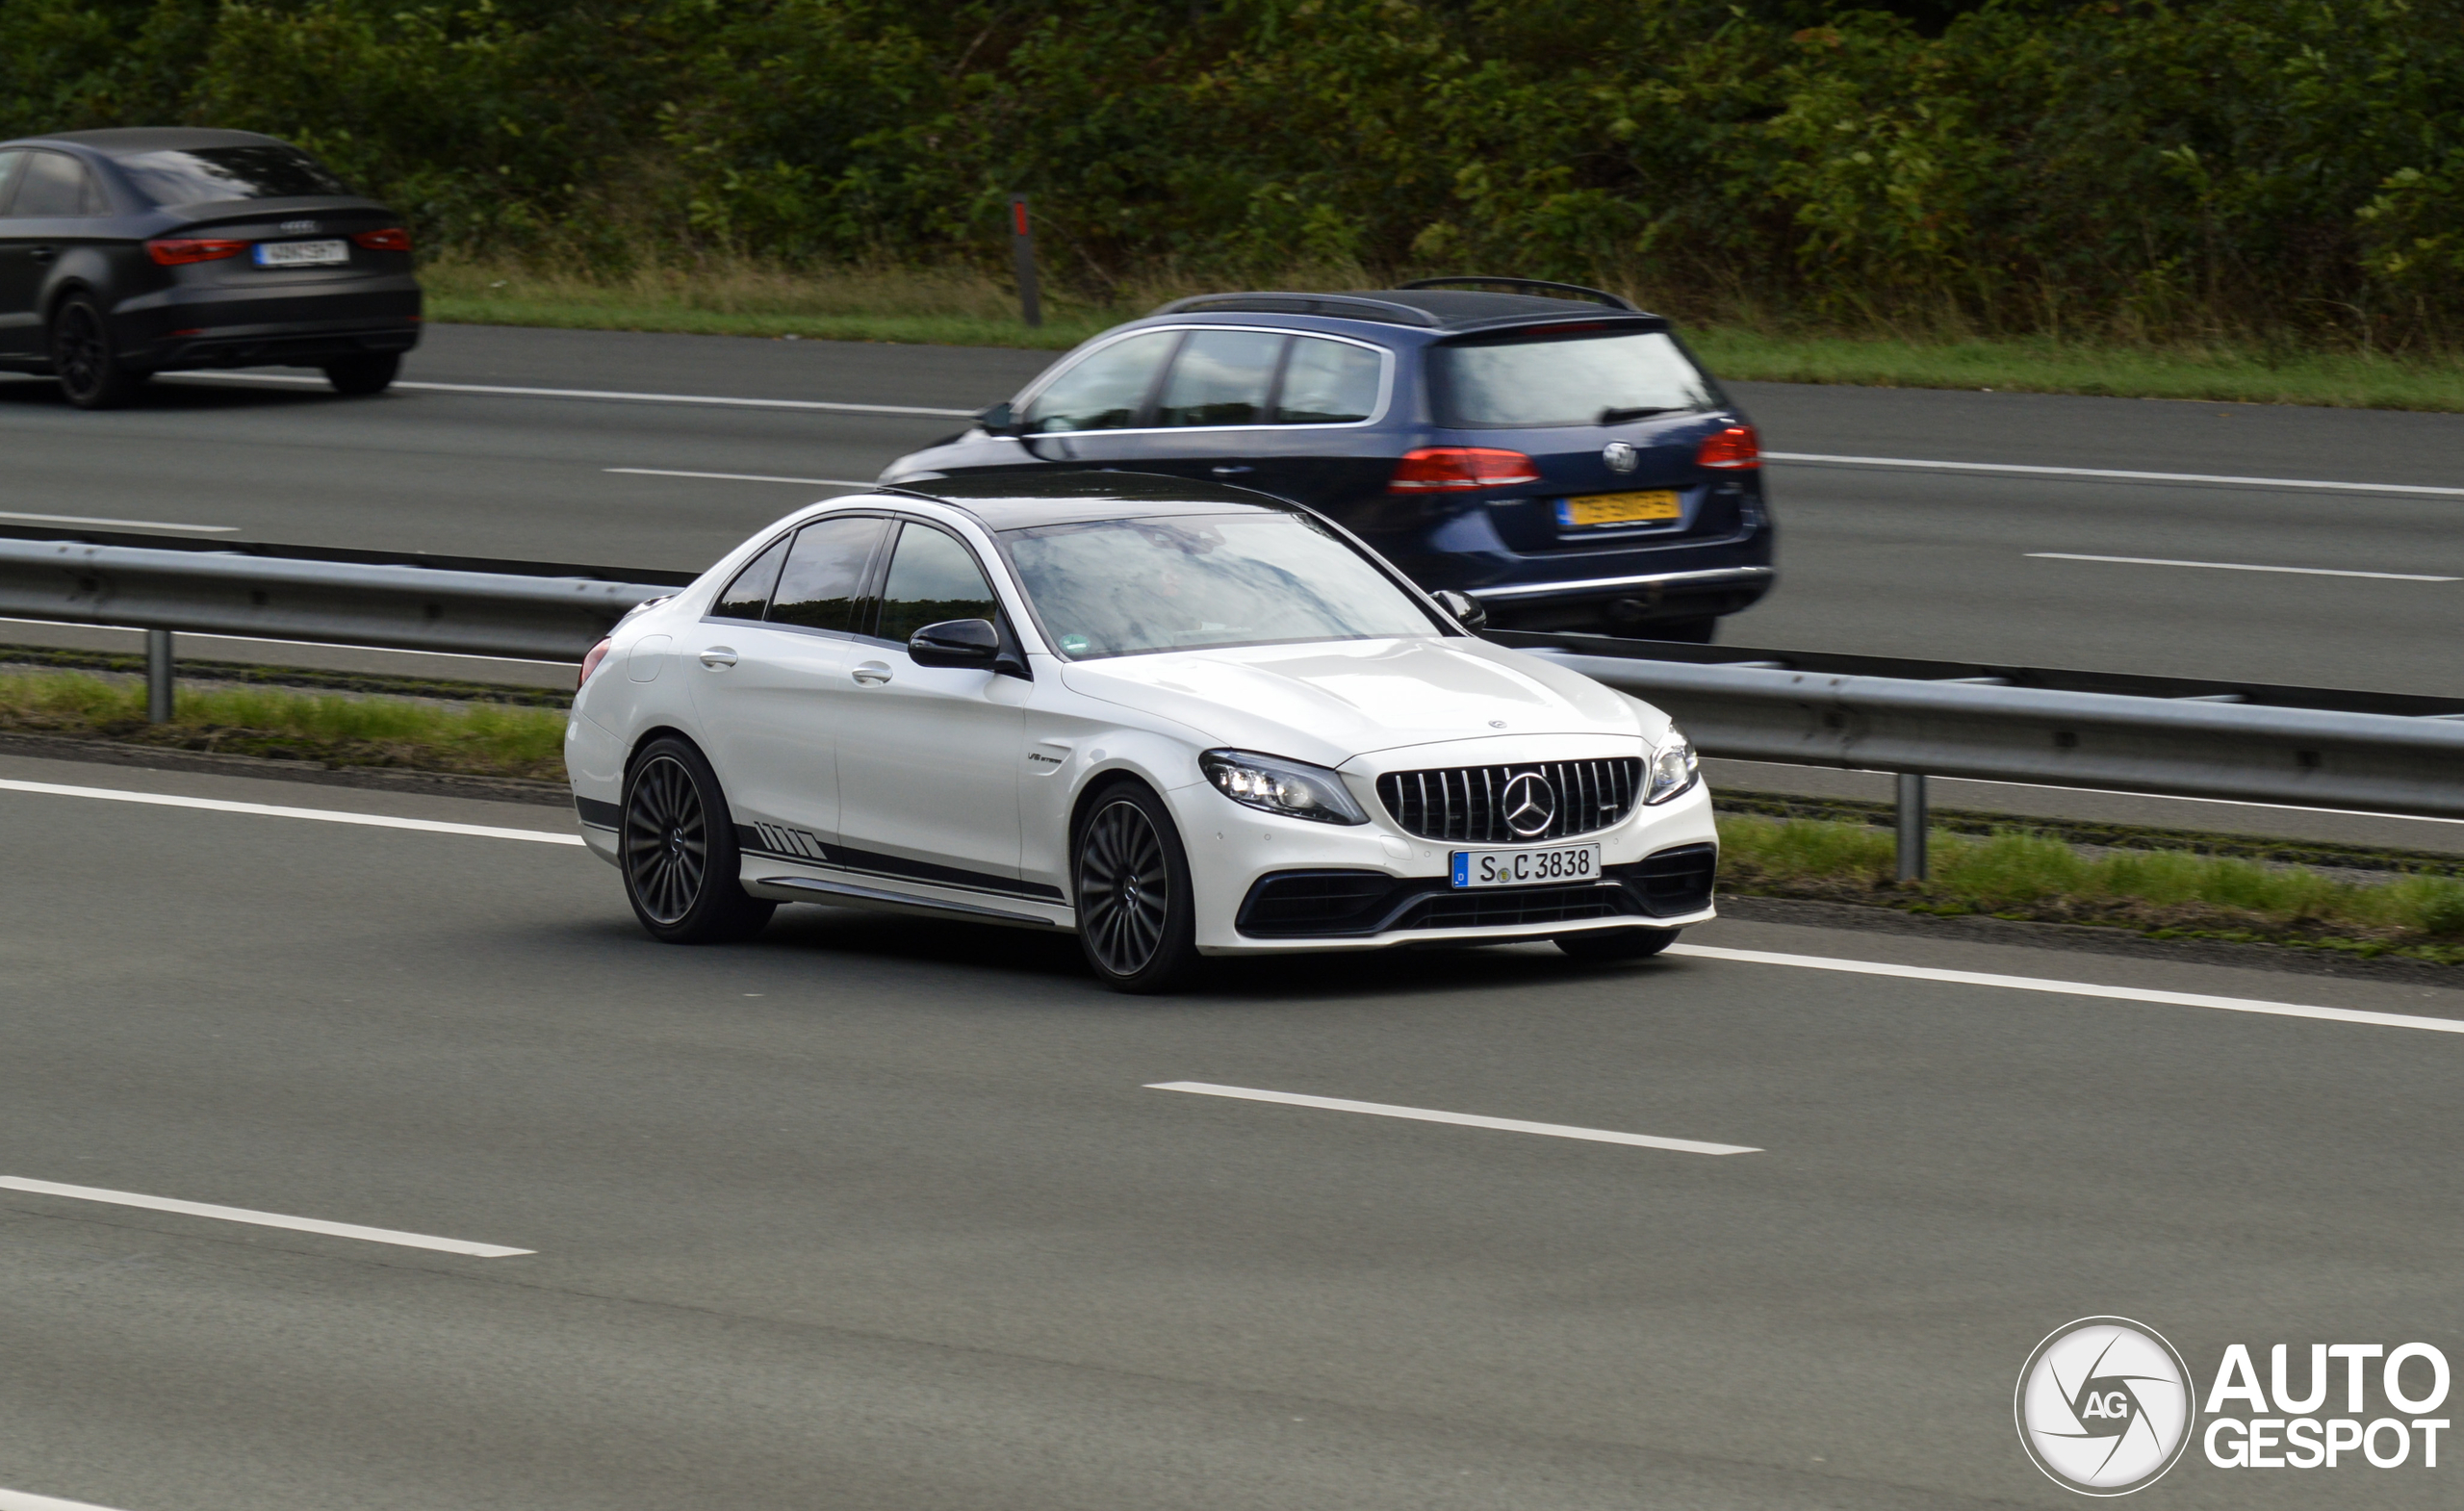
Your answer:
[1072,782,1199,993]
[621,737,775,943]
[1554,926,1681,960]
[50,296,150,410]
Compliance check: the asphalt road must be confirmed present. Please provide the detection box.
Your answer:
[3,753,2461,1511]
[3,323,2459,695]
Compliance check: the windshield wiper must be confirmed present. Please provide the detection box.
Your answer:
[1599,404,1678,424]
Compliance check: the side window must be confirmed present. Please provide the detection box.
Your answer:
[1155,329,1287,427]
[768,515,888,633]
[0,152,24,214]
[1021,330,1180,433]
[876,524,1001,647]
[11,152,102,218]
[709,534,791,621]
[1275,337,1384,424]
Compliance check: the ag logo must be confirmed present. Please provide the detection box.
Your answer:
[2017,1318,2194,1495]
[280,218,319,234]
[1602,440,1639,474]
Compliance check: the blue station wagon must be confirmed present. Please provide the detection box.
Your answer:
[881,278,1774,641]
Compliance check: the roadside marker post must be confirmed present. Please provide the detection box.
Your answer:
[1010,194,1042,328]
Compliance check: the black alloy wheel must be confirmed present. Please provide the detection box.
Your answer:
[621,737,775,944]
[50,296,150,410]
[323,352,400,397]
[1555,926,1681,960]
[1073,783,1199,993]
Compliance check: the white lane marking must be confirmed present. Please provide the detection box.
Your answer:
[0,1176,533,1257]
[1145,1082,1759,1155]
[2028,552,2457,582]
[1668,944,2464,1035]
[0,779,585,845]
[1767,451,2464,499]
[169,371,975,418]
[605,467,877,487]
[0,509,237,533]
[0,1486,134,1511]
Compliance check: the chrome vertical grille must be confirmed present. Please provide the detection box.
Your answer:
[1375,757,1644,844]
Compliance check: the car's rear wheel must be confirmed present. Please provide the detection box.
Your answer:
[622,737,775,944]
[1555,926,1681,960]
[50,296,150,410]
[1073,782,1200,993]
[323,352,400,396]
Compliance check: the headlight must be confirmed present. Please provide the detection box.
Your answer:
[1199,749,1369,825]
[1644,728,1700,805]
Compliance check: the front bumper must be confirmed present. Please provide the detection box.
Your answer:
[1176,768,1720,956]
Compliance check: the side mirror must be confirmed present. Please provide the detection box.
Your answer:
[976,400,1018,436]
[909,618,1002,668]
[1433,589,1488,632]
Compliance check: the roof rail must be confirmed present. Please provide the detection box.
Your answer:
[1396,275,1639,313]
[1147,293,1443,327]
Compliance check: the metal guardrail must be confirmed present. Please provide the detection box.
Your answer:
[4,529,2459,883]
[0,530,680,719]
[1497,632,2464,879]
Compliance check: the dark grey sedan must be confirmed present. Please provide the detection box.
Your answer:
[0,127,421,408]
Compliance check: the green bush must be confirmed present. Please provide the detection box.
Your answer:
[13,1,2464,346]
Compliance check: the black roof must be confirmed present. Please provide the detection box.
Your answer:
[1152,276,1660,334]
[886,471,1296,529]
[13,127,293,158]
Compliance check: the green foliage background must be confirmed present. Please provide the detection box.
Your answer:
[11,0,2464,346]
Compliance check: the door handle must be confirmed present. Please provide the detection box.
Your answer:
[851,661,892,686]
[1210,464,1253,475]
[28,246,56,264]
[698,647,737,669]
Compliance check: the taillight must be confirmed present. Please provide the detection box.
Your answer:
[147,238,248,267]
[1387,447,1541,492]
[351,227,412,252]
[1695,423,1761,470]
[578,638,614,690]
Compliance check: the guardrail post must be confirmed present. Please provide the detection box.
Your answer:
[144,628,174,724]
[1009,194,1042,328]
[1894,772,1929,882]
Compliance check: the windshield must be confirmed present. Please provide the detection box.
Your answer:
[113,145,351,206]
[1431,328,1715,427]
[1003,512,1439,659]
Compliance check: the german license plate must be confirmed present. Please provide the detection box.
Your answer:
[254,239,348,268]
[1450,843,1604,888]
[1557,490,1681,527]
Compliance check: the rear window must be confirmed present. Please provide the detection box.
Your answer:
[113,144,351,207]
[1430,328,1715,428]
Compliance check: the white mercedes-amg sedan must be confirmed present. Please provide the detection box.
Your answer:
[566,473,1717,991]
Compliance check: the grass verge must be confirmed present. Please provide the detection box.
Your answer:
[1718,812,2464,966]
[419,257,2464,410]
[0,671,566,781]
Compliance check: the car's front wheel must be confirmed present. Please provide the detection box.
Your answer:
[323,352,400,396]
[1555,926,1681,960]
[1073,781,1200,993]
[50,296,150,410]
[622,736,776,944]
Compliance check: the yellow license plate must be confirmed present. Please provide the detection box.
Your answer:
[1557,490,1681,527]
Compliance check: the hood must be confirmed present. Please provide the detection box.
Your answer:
[1057,636,1659,767]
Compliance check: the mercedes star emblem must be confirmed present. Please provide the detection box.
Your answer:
[1501,771,1556,838]
[1602,441,1639,474]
